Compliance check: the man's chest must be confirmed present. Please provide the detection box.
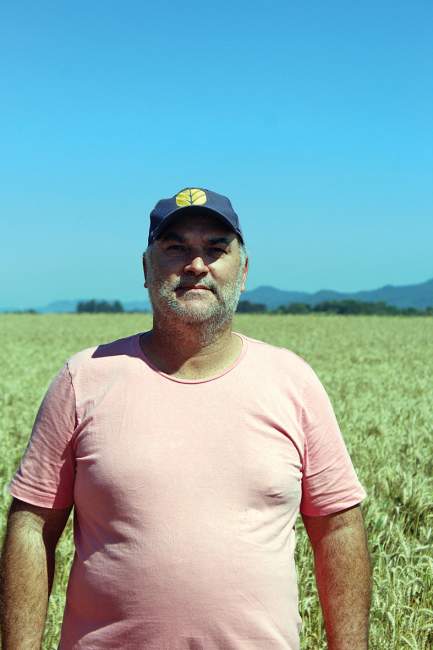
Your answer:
[72,376,304,525]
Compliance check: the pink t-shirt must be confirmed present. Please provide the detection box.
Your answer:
[9,332,366,650]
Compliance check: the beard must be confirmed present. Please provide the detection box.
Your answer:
[146,262,245,337]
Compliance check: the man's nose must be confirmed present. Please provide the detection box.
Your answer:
[184,255,208,275]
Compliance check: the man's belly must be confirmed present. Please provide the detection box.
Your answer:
[59,519,301,650]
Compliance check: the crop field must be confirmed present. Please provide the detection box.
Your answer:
[1,313,432,649]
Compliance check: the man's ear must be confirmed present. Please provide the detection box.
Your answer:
[240,257,249,293]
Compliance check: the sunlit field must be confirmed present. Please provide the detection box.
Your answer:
[1,313,432,649]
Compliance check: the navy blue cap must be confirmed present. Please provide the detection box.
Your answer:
[148,187,244,246]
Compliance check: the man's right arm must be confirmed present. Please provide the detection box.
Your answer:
[0,497,72,650]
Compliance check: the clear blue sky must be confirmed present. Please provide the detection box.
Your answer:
[1,0,432,309]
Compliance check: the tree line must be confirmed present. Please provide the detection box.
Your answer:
[77,300,124,313]
[76,298,433,315]
[236,299,433,316]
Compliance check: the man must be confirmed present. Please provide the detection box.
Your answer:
[0,187,371,649]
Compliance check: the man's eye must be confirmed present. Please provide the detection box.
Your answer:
[209,247,226,254]
[166,245,185,251]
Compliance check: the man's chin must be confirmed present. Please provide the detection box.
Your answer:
[150,289,240,326]
[168,305,218,322]
[161,299,236,324]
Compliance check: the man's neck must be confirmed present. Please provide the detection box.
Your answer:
[139,319,242,380]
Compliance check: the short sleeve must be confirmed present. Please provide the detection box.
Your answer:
[300,367,366,516]
[8,363,76,509]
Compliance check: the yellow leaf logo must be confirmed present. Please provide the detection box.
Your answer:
[175,188,207,207]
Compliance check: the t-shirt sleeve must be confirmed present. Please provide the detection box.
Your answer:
[299,366,367,516]
[8,363,76,509]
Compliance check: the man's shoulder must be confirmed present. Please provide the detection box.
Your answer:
[66,332,139,374]
[240,333,314,378]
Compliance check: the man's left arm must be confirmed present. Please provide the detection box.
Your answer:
[301,504,372,650]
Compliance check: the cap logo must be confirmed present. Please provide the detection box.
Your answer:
[175,188,207,207]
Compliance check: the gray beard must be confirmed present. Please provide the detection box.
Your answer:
[147,266,244,345]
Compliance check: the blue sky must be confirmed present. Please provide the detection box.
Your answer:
[1,1,432,309]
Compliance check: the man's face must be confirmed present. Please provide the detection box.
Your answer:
[144,212,248,327]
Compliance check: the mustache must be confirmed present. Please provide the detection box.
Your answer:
[174,280,217,293]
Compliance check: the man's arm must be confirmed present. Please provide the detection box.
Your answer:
[302,504,372,650]
[0,497,72,650]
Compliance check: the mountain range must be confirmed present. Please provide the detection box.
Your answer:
[242,277,433,310]
[2,277,433,312]
[27,299,152,314]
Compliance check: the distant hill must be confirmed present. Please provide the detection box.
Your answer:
[16,299,151,313]
[38,300,79,313]
[242,277,433,310]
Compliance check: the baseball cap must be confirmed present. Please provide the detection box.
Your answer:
[148,187,244,246]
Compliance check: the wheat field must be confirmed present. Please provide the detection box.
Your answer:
[1,313,432,649]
